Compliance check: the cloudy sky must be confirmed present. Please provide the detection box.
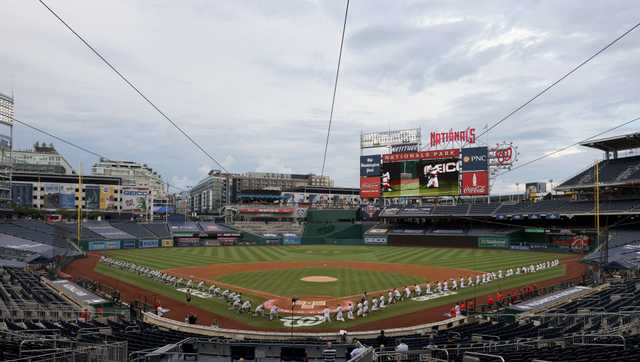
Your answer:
[1,0,639,193]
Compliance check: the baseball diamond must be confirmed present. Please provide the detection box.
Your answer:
[87,245,578,330]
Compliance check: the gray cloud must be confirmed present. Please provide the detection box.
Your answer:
[1,0,639,190]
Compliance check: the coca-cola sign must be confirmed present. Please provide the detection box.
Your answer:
[461,171,489,196]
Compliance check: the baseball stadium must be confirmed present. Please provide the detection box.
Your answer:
[3,1,640,361]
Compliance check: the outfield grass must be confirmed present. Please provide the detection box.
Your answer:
[103,245,571,272]
[217,267,423,297]
[95,260,568,329]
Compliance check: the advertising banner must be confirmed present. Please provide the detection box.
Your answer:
[99,186,118,210]
[59,185,76,209]
[239,207,295,214]
[478,236,509,248]
[461,147,488,171]
[122,188,149,212]
[364,236,388,244]
[140,239,159,248]
[382,149,459,163]
[391,144,419,153]
[161,239,174,247]
[87,241,106,251]
[122,240,137,249]
[461,171,489,196]
[42,183,62,209]
[85,185,100,209]
[104,240,121,250]
[360,155,381,176]
[360,177,381,199]
[218,237,237,246]
[12,183,33,207]
[202,239,221,246]
[360,128,421,149]
[282,234,301,245]
[175,237,200,247]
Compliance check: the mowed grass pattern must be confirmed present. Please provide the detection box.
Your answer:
[103,245,571,272]
[217,267,423,297]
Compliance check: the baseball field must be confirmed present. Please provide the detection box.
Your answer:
[80,244,582,330]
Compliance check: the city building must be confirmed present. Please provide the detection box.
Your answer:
[12,142,75,175]
[189,170,232,215]
[0,92,14,208]
[11,172,153,219]
[234,172,333,192]
[283,186,360,207]
[188,170,338,214]
[92,158,165,199]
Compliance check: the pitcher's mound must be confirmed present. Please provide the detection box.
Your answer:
[300,276,338,283]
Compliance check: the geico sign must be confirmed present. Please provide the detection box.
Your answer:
[423,161,460,174]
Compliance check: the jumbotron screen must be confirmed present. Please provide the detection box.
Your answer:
[381,157,461,197]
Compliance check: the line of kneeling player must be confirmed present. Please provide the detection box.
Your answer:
[314,258,560,323]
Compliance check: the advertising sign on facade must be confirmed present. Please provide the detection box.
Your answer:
[461,147,488,172]
[382,149,459,163]
[42,183,62,209]
[360,128,421,149]
[360,155,381,176]
[478,236,509,248]
[360,177,381,199]
[391,144,419,153]
[161,239,174,247]
[140,239,159,248]
[87,241,106,251]
[104,240,121,250]
[99,186,118,210]
[85,185,100,209]
[430,128,476,147]
[175,237,200,247]
[239,207,295,214]
[364,236,388,244]
[122,240,137,249]
[12,183,33,207]
[122,188,149,212]
[461,171,489,196]
[59,185,76,209]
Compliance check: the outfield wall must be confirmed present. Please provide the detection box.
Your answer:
[301,222,366,245]
[388,234,478,248]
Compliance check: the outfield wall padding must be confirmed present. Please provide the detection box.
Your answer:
[301,222,365,244]
[388,234,477,248]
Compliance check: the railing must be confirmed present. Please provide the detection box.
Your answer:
[348,341,375,362]
[0,306,130,322]
[462,351,505,362]
[569,334,626,348]
[375,348,449,362]
[7,341,128,362]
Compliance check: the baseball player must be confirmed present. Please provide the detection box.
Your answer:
[336,305,345,322]
[323,307,332,323]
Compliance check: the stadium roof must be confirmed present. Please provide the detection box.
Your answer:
[581,132,640,152]
[555,155,640,190]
